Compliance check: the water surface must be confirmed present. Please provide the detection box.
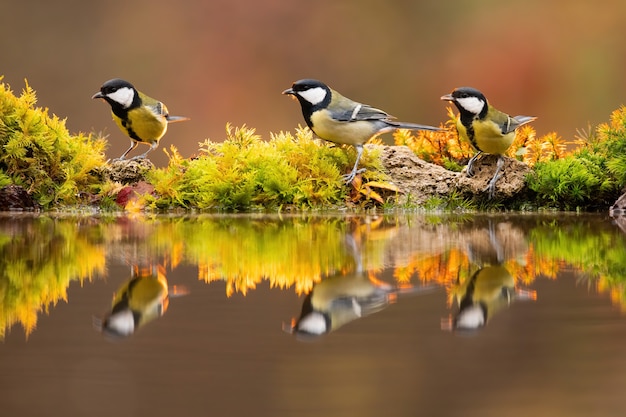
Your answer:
[1,212,626,417]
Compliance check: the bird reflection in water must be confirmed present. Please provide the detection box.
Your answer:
[285,231,435,340]
[94,264,188,338]
[443,220,536,332]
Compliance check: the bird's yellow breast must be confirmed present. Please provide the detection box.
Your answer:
[310,273,378,310]
[112,106,168,144]
[310,110,379,146]
[456,118,515,155]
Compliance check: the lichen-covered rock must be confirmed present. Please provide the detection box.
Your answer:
[374,145,530,203]
[455,154,531,198]
[373,145,457,205]
[100,158,154,184]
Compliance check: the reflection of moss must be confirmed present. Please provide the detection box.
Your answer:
[528,217,626,305]
[0,78,107,208]
[182,216,353,295]
[0,216,106,339]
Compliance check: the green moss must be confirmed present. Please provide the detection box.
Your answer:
[0,77,107,208]
[526,108,626,210]
[146,124,391,211]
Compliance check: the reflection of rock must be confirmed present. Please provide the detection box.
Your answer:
[380,216,529,271]
[461,219,529,265]
[611,213,626,235]
[371,145,529,203]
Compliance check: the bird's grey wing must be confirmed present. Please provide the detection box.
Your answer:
[333,103,393,122]
[145,100,167,117]
[148,101,189,122]
[502,115,537,134]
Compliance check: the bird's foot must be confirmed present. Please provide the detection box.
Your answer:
[484,173,502,199]
[466,152,482,178]
[342,168,367,184]
[130,154,149,161]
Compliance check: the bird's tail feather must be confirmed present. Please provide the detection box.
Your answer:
[388,121,444,132]
[166,115,190,123]
[513,115,537,126]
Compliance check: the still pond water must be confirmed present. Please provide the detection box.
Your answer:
[2,212,626,417]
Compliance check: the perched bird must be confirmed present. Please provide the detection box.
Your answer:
[92,78,189,160]
[283,79,442,183]
[441,87,536,197]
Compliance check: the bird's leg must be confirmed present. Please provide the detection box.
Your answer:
[466,151,482,177]
[132,142,159,160]
[485,155,504,198]
[342,144,366,184]
[115,140,139,161]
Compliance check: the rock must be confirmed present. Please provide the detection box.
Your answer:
[0,185,38,211]
[609,192,626,216]
[455,154,531,198]
[100,158,154,184]
[374,145,530,203]
[374,145,458,205]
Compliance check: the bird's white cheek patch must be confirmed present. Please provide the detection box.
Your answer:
[456,96,485,115]
[297,312,327,335]
[297,87,327,105]
[107,87,135,109]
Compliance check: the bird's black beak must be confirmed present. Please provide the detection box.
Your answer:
[282,87,295,96]
[440,93,454,102]
[92,92,104,100]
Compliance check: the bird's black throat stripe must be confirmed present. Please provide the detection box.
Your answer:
[459,113,476,143]
[297,91,331,130]
[121,118,141,142]
[110,106,142,140]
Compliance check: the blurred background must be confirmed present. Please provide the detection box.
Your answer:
[2,0,625,166]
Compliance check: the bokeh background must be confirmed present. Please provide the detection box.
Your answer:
[2,0,625,166]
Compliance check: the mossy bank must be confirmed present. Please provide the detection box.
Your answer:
[1,77,626,213]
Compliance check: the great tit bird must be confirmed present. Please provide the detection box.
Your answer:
[92,78,189,160]
[285,234,435,339]
[447,264,536,331]
[94,264,188,338]
[441,87,536,198]
[283,79,442,183]
[443,219,536,332]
